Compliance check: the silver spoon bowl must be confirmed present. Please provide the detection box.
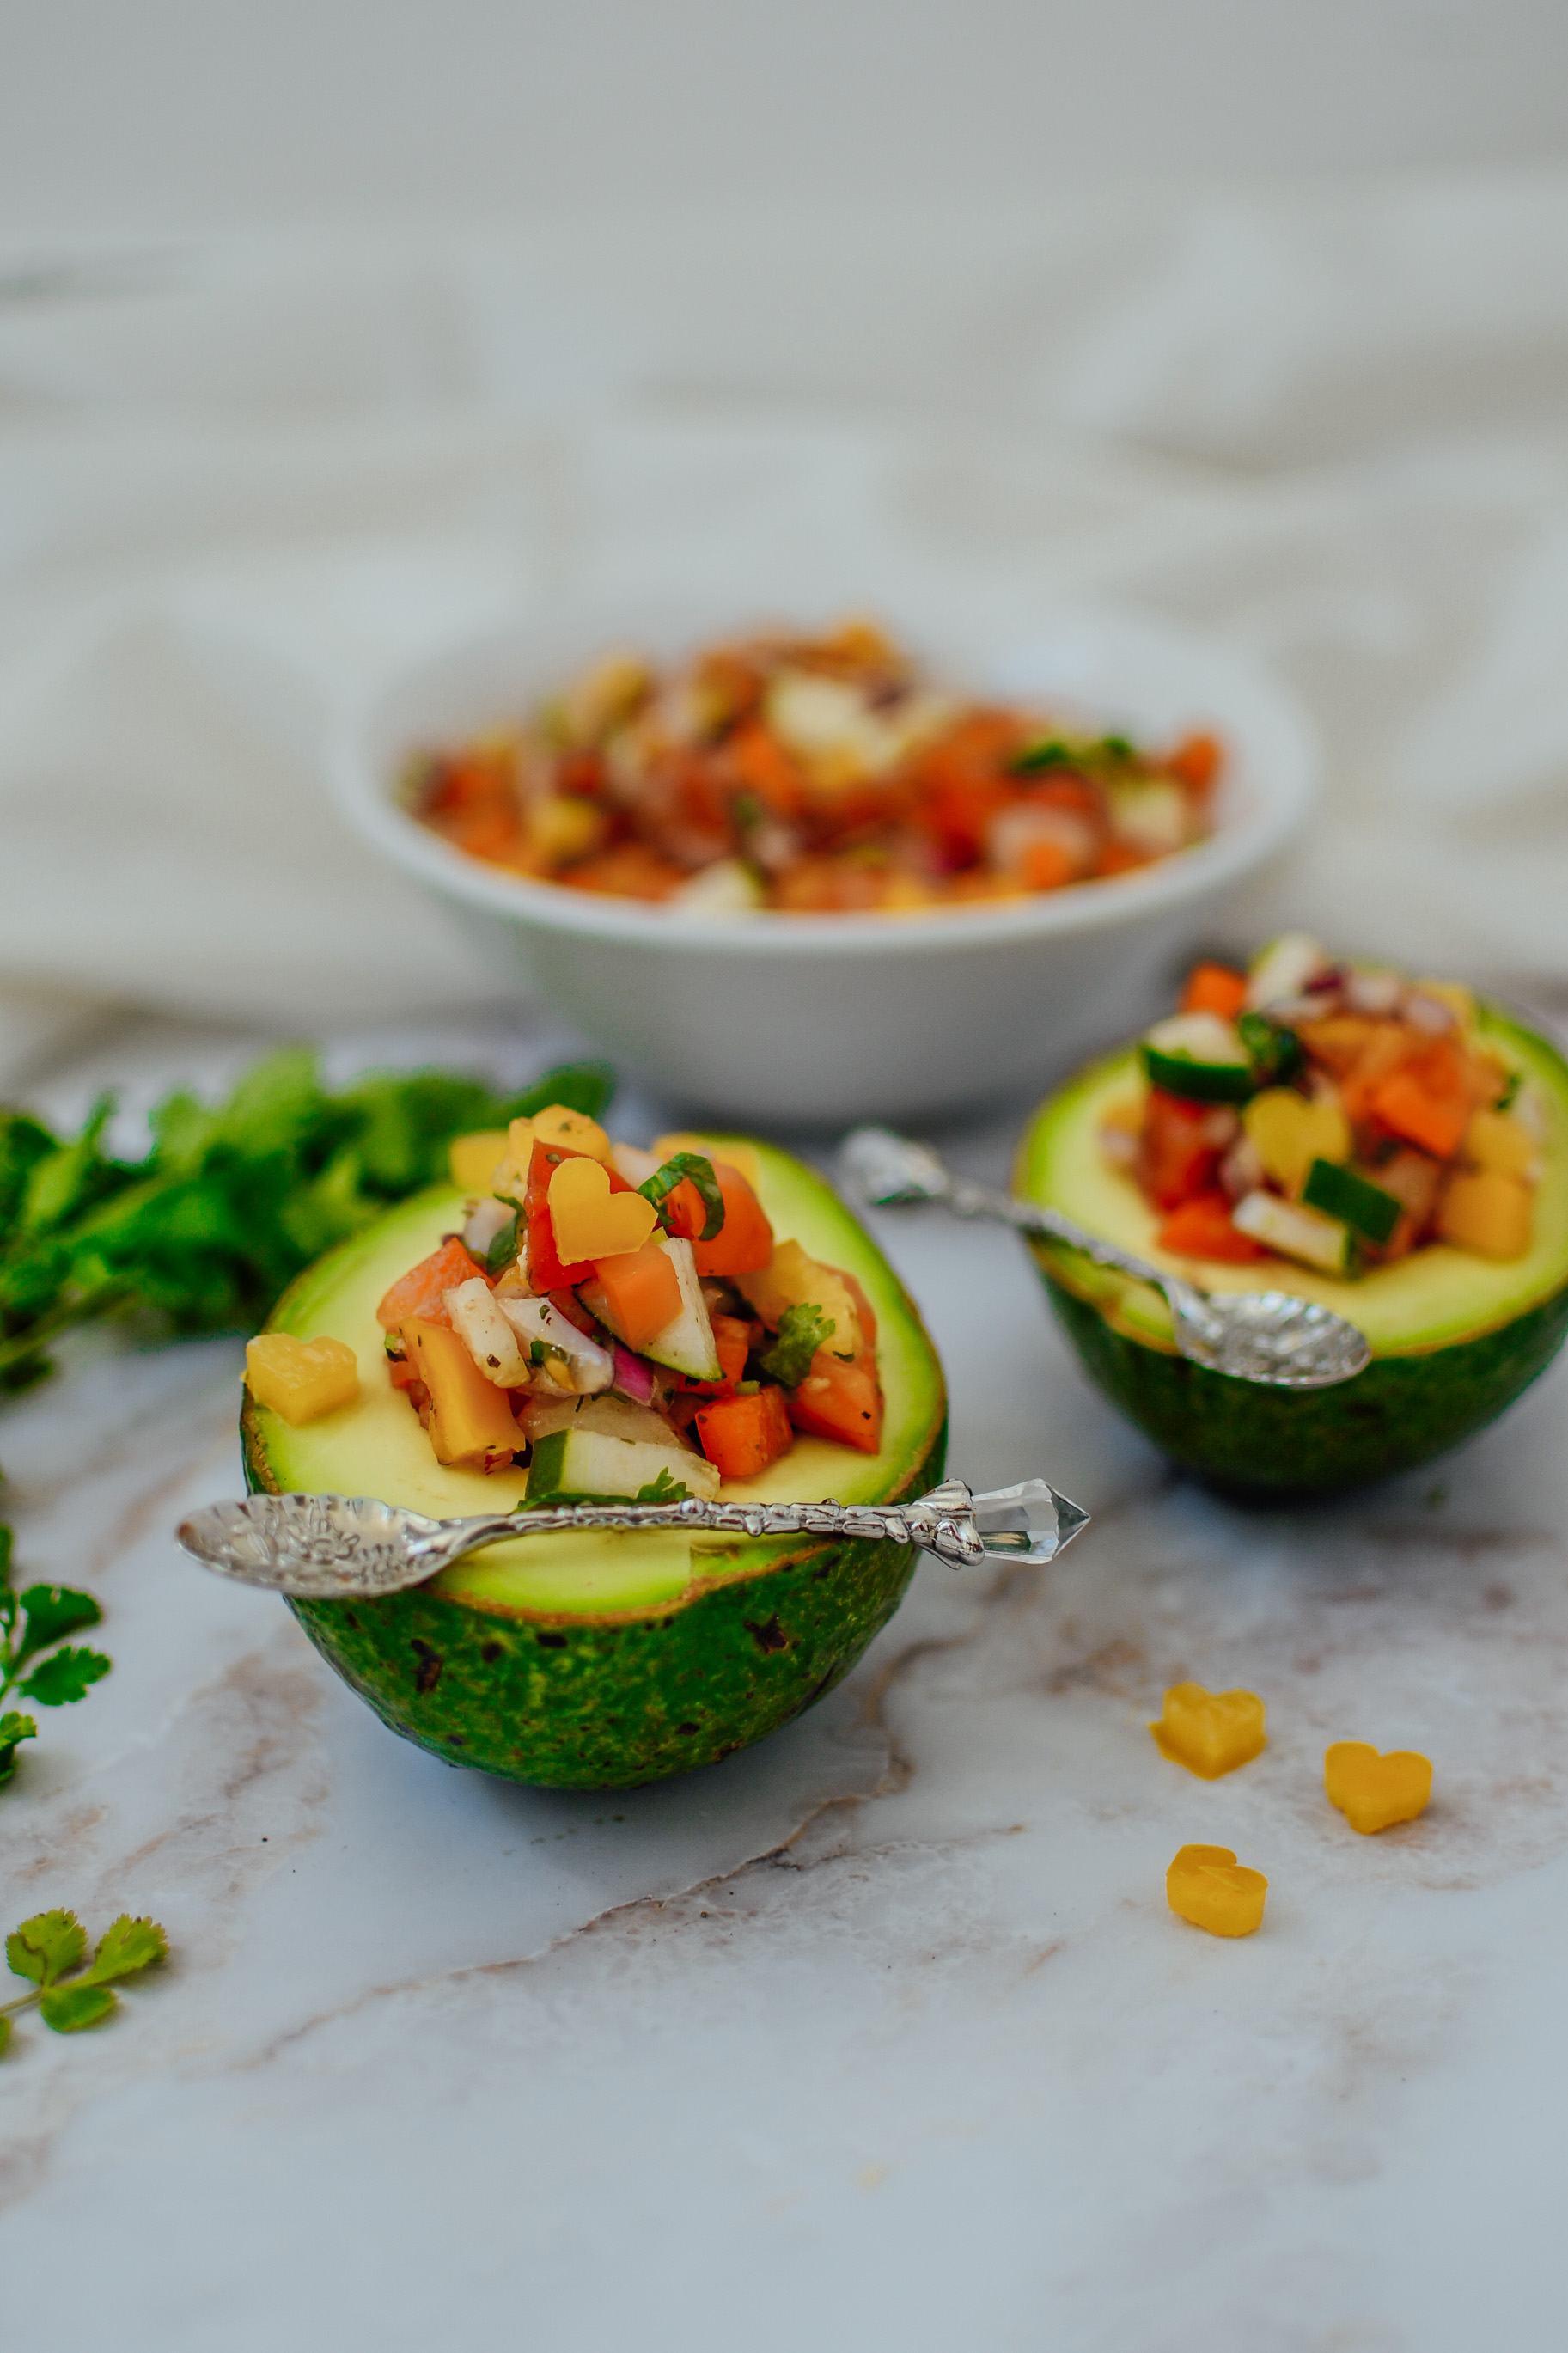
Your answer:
[177,1477,1090,1601]
[841,1127,1371,1391]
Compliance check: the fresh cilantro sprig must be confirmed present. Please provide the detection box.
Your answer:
[0,1052,613,1402]
[0,1523,109,1787]
[757,1303,834,1390]
[0,1910,167,2050]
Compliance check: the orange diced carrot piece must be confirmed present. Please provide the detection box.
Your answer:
[695,1384,794,1479]
[589,1241,683,1350]
[1180,962,1248,1020]
[1168,732,1223,795]
[1022,839,1077,892]
[1370,1068,1470,1160]
[376,1237,490,1330]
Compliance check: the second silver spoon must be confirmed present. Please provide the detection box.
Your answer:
[841,1127,1370,1390]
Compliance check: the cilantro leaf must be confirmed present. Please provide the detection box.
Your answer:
[634,1470,692,1504]
[79,1915,167,1987]
[758,1304,834,1390]
[484,1207,520,1278]
[8,1910,87,1987]
[40,1983,117,2033]
[0,1712,36,1786]
[18,1645,112,1708]
[15,1585,101,1665]
[638,1152,726,1242]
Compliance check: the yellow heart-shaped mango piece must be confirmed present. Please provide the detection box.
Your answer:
[1166,1843,1268,1938]
[1150,1682,1266,1779]
[1324,1741,1432,1835]
[547,1154,658,1266]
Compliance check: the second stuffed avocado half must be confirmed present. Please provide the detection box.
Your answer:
[1016,943,1568,1495]
[244,1134,946,1788]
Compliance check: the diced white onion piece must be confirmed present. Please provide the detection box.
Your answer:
[1344,967,1404,1017]
[1231,1190,1351,1274]
[1406,991,1455,1034]
[609,1140,661,1187]
[496,1294,614,1393]
[443,1277,532,1387]
[1108,780,1190,858]
[462,1197,515,1260]
[1245,932,1327,1011]
[670,858,764,916]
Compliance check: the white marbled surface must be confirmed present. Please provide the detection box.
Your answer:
[2,1019,1567,2353]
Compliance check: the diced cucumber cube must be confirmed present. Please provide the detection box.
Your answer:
[527,1426,721,1505]
[1231,1189,1354,1274]
[1301,1158,1401,1246]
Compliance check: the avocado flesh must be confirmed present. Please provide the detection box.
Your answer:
[242,1139,946,1786]
[1016,1005,1568,1494]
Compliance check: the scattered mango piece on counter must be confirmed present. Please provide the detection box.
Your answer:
[1166,1845,1268,1938]
[448,1130,510,1192]
[1150,1682,1267,1779]
[1325,1741,1433,1834]
[244,1334,360,1426]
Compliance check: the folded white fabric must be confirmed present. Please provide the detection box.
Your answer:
[3,181,1567,1090]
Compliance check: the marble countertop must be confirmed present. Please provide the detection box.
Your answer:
[2,1020,1565,2353]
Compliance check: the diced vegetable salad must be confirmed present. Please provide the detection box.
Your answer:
[251,1106,885,1500]
[1104,938,1546,1274]
[412,620,1221,914]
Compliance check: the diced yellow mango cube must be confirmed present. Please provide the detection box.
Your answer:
[532,1103,612,1162]
[736,1237,862,1354]
[1463,1109,1539,1183]
[1166,1845,1268,1938]
[402,1318,520,1470]
[245,1334,360,1426]
[1150,1682,1266,1778]
[1242,1086,1351,1193]
[448,1130,509,1193]
[526,796,605,868]
[1437,1168,1533,1260]
[546,1155,658,1262]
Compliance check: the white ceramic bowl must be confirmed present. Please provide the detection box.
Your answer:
[332,598,1318,1125]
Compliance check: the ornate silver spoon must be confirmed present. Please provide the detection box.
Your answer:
[840,1126,1371,1390]
[176,1476,1090,1601]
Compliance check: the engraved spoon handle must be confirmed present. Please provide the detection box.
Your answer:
[941,1175,1199,1304]
[427,1485,1002,1570]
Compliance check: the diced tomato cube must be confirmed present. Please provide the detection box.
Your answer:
[1139,1091,1228,1211]
[1156,1192,1264,1262]
[786,1349,883,1454]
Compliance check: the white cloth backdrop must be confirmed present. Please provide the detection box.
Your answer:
[4,180,1568,1087]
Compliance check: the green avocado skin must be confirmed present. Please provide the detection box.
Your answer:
[281,1463,939,1790]
[1040,1264,1568,1496]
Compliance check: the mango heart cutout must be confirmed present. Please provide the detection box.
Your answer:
[1150,1682,1266,1779]
[1166,1843,1268,1938]
[548,1153,658,1265]
[1325,1741,1432,1835]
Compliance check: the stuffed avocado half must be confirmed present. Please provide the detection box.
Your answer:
[1016,970,1568,1495]
[243,1138,946,1788]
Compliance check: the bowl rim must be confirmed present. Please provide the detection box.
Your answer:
[329,596,1320,963]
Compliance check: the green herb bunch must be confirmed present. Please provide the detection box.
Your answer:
[2,1910,167,2049]
[0,1524,110,1786]
[0,1050,613,1400]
